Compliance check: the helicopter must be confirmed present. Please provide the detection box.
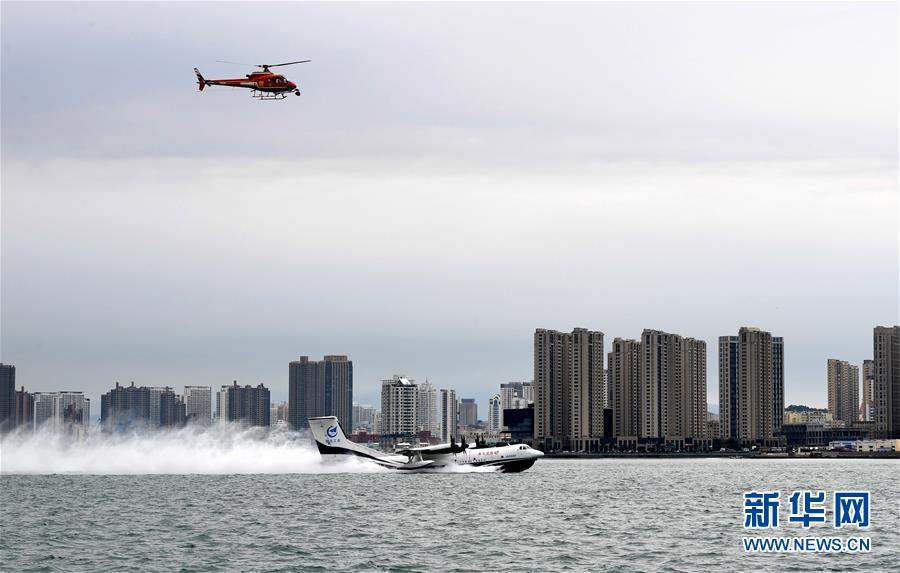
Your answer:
[193,60,310,100]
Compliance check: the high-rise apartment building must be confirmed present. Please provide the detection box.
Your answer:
[380,376,418,440]
[500,382,532,410]
[159,390,187,428]
[608,338,640,438]
[0,363,15,432]
[439,388,458,442]
[873,325,900,438]
[773,337,784,435]
[487,393,502,433]
[827,359,859,425]
[351,402,379,432]
[100,383,186,430]
[32,392,57,429]
[270,401,289,427]
[216,384,231,422]
[288,355,353,431]
[32,391,91,431]
[101,382,152,431]
[862,359,875,422]
[14,386,33,429]
[147,387,168,429]
[288,357,317,429]
[458,398,477,427]
[608,331,706,444]
[719,327,784,444]
[224,381,270,427]
[183,386,212,424]
[534,328,604,451]
[417,379,440,436]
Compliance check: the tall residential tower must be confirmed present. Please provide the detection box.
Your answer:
[288,355,353,431]
[873,325,900,438]
[826,359,859,425]
[534,328,604,451]
[719,327,784,445]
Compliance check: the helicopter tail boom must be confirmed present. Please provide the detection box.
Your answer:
[193,68,207,91]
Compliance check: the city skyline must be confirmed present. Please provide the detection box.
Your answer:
[0,322,894,420]
[1,2,897,417]
[3,322,897,445]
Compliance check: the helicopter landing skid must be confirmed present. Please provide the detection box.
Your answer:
[251,90,288,100]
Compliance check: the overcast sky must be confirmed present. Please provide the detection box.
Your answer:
[1,1,897,415]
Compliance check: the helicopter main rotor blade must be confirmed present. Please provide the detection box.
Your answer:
[216,60,256,66]
[266,60,311,67]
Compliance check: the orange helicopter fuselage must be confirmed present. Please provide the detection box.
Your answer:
[202,71,297,93]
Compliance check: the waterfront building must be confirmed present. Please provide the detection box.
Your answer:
[58,392,90,430]
[32,392,56,429]
[609,338,640,439]
[215,385,230,422]
[351,402,378,432]
[607,331,707,446]
[222,381,270,427]
[270,401,289,427]
[183,386,212,424]
[32,391,91,432]
[719,327,784,445]
[15,386,33,429]
[487,393,502,433]
[288,357,316,429]
[534,327,605,452]
[147,387,169,429]
[458,398,477,427]
[417,379,440,436]
[639,330,703,440]
[439,388,458,442]
[781,423,870,448]
[0,363,15,432]
[380,375,418,442]
[827,359,860,425]
[101,382,185,430]
[288,355,353,431]
[101,382,152,430]
[862,359,875,422]
[873,325,900,438]
[853,439,900,452]
[773,336,784,436]
[504,405,534,444]
[159,389,186,428]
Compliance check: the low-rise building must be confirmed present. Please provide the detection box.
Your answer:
[853,439,900,452]
[782,423,870,448]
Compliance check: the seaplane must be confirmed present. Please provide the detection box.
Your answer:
[308,416,543,473]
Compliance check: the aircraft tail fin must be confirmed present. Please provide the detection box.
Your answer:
[308,416,392,463]
[193,68,206,91]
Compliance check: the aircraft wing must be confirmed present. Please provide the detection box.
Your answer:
[396,443,459,456]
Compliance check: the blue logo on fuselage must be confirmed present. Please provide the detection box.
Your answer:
[326,425,338,438]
